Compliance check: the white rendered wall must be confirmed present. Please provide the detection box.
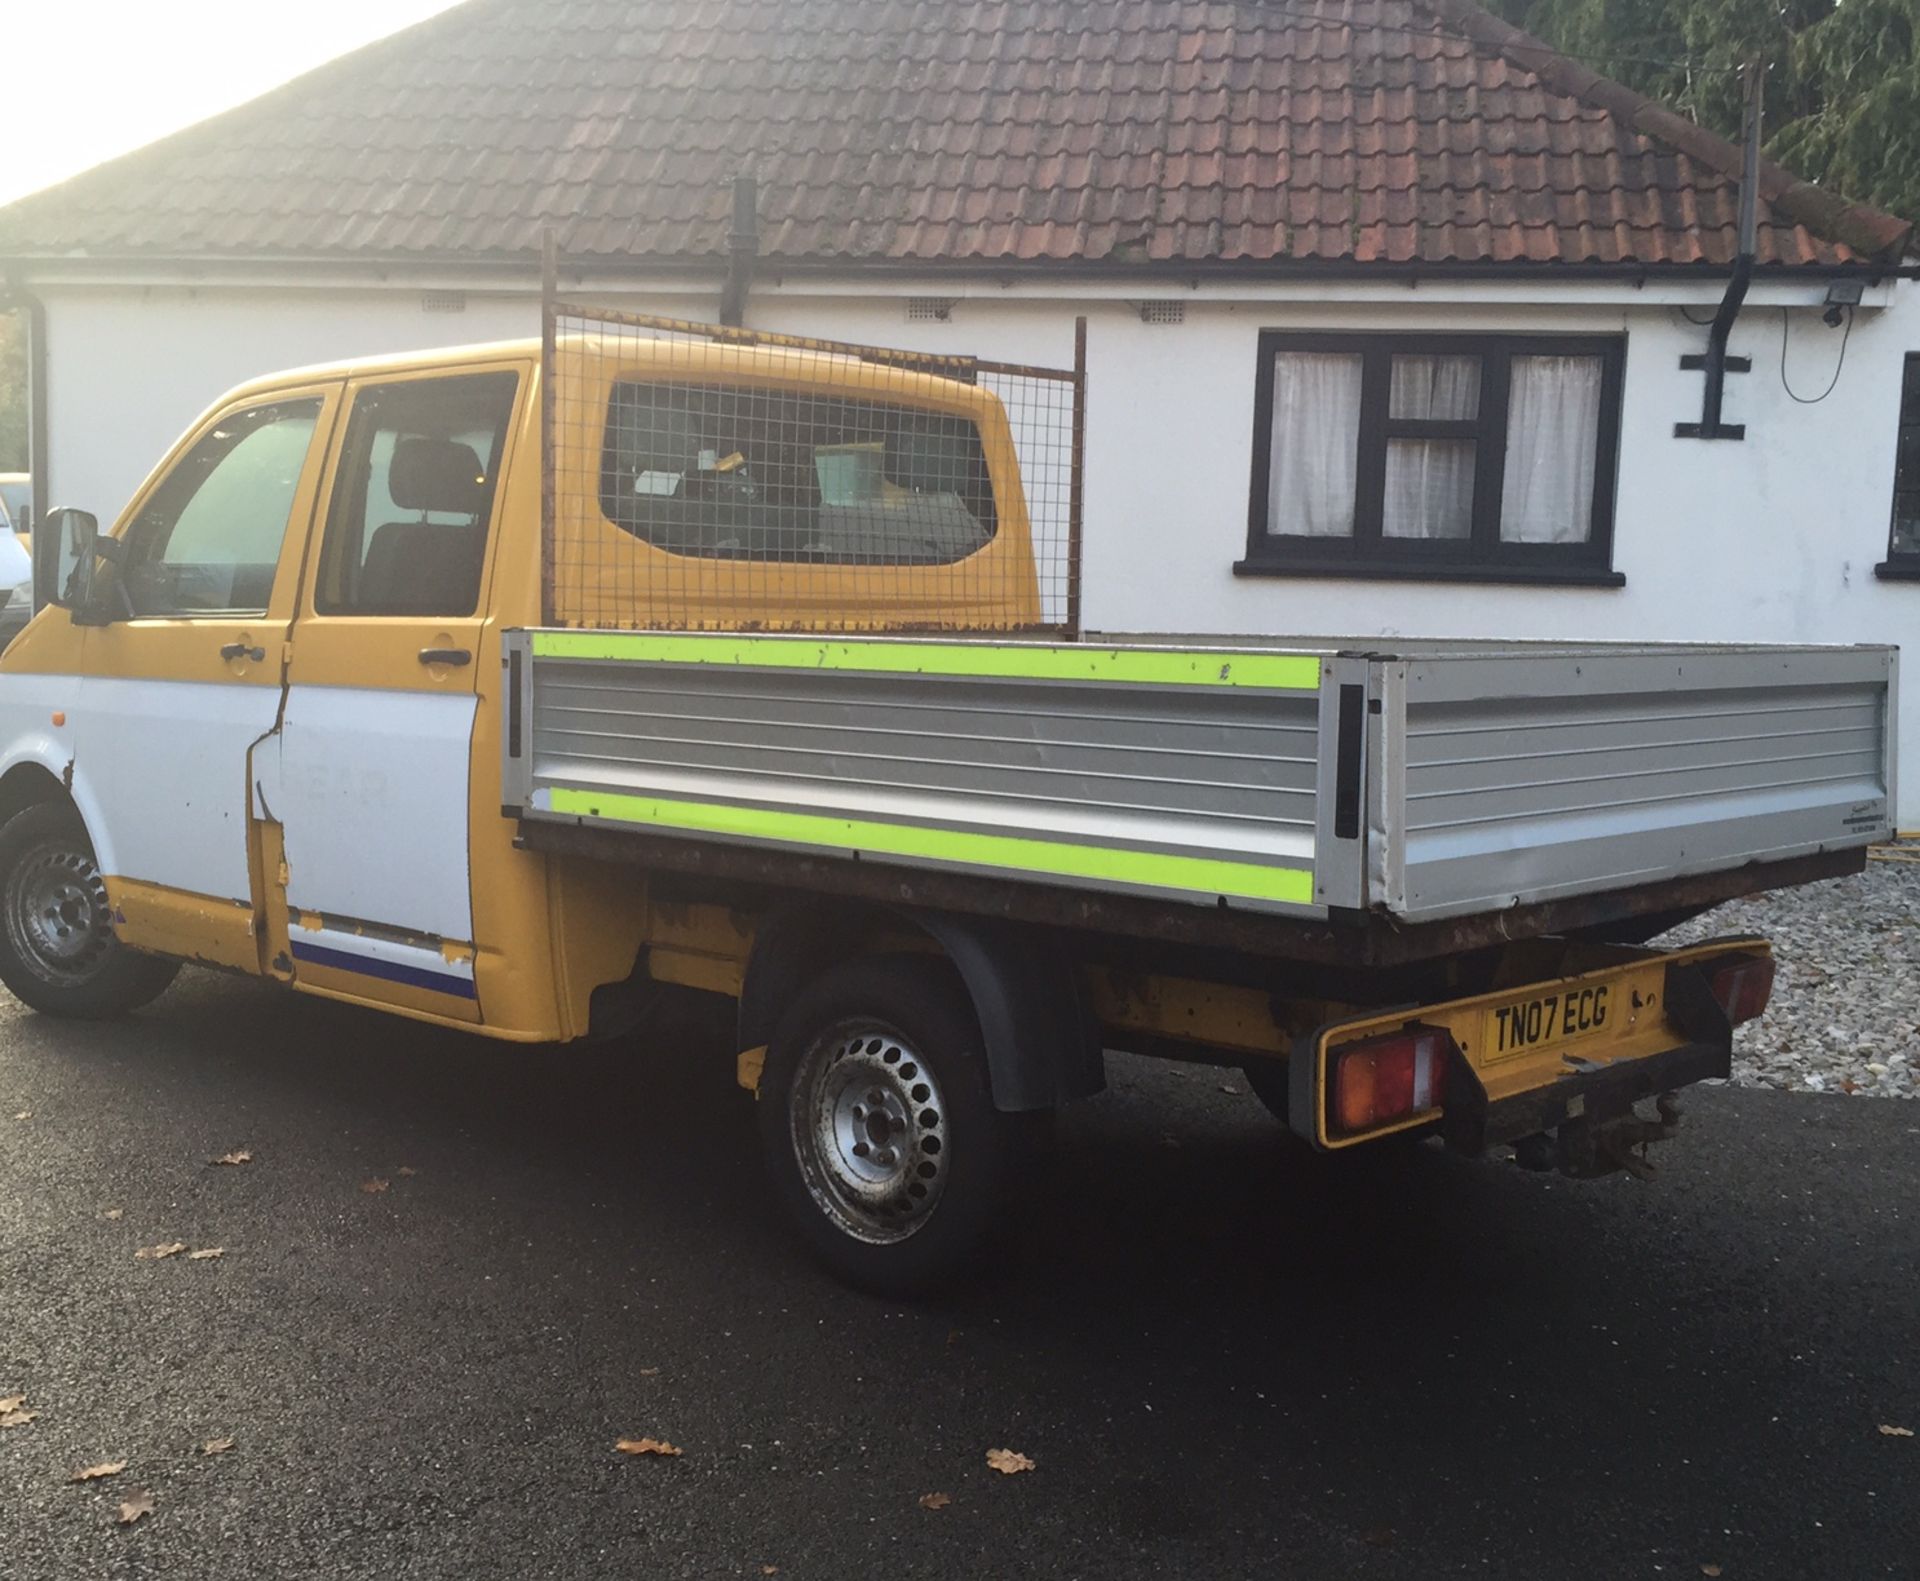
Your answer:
[35,276,1917,821]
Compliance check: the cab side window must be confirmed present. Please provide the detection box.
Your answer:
[122,399,323,616]
[317,373,518,616]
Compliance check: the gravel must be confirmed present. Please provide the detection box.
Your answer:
[1658,843,1920,1098]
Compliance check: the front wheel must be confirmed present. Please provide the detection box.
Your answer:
[0,802,179,1018]
[757,955,1039,1295]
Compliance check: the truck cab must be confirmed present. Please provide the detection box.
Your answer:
[1,332,1036,1041]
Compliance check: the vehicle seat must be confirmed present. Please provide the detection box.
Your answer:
[359,436,490,614]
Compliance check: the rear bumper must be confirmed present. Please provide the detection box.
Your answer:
[1446,1036,1729,1153]
[1288,938,1758,1157]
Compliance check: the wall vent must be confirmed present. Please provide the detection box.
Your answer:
[1133,300,1185,325]
[906,298,959,322]
[421,290,468,313]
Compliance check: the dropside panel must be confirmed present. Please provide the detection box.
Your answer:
[512,632,1330,916]
[1378,645,1896,920]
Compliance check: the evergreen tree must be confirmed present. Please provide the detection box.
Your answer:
[1490,0,1920,223]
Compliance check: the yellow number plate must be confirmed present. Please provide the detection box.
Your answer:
[1483,981,1617,1063]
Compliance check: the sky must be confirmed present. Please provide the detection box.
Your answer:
[1,0,461,205]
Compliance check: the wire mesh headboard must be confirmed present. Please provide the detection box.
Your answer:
[541,298,1085,635]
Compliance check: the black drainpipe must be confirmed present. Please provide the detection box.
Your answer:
[1676,62,1765,441]
[719,175,758,328]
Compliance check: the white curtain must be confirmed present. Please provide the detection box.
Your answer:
[1384,440,1475,538]
[1267,352,1363,538]
[1500,355,1602,544]
[1382,356,1479,539]
[1389,354,1481,420]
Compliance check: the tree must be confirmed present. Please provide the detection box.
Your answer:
[1491,0,1920,224]
[0,312,24,473]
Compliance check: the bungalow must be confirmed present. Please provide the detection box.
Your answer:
[1,0,1913,816]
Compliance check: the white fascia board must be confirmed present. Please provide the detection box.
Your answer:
[15,256,1900,312]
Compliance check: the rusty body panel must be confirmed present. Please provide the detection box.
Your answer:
[519,820,1861,969]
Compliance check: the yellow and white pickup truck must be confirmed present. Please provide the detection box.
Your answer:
[0,313,1895,1290]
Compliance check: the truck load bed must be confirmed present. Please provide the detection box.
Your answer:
[502,628,1895,947]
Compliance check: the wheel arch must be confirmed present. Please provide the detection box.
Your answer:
[738,899,1103,1113]
[0,759,71,832]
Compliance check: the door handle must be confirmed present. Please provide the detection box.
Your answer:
[219,642,266,663]
[419,647,472,667]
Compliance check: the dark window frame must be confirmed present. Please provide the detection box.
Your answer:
[1238,330,1626,587]
[1877,350,1920,581]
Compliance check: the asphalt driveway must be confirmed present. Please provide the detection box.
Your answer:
[1,969,1915,1579]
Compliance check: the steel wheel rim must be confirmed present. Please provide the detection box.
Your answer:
[5,837,114,986]
[791,1019,950,1245]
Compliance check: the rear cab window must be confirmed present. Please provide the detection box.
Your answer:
[598,382,997,565]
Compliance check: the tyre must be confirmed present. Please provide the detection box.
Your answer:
[0,802,179,1018]
[757,955,1037,1295]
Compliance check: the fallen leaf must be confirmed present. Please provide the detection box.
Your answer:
[985,1447,1034,1475]
[202,1437,235,1456]
[0,1394,23,1413]
[1879,1424,1915,1437]
[12,1110,30,1120]
[187,1248,224,1261]
[638,1367,661,1377]
[761,1568,779,1576]
[1218,1083,1243,1096]
[101,1208,124,1221]
[210,1150,252,1167]
[117,1490,155,1525]
[918,1492,952,1510]
[1702,1566,1724,1578]
[0,1408,39,1428]
[397,1166,417,1177]
[359,1178,389,1194]
[134,1242,187,1261]
[614,1437,682,1457]
[70,1460,127,1482]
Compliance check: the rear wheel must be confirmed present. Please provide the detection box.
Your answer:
[757,955,1037,1295]
[0,803,179,1018]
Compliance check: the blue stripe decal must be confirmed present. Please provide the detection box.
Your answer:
[290,940,478,1000]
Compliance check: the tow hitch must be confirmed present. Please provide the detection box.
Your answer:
[1512,1092,1685,1179]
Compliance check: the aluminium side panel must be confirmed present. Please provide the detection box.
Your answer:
[509,631,1334,917]
[501,629,536,813]
[1311,654,1374,914]
[1380,644,1896,922]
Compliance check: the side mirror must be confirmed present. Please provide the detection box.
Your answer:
[33,506,99,614]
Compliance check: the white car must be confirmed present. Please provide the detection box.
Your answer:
[0,494,29,648]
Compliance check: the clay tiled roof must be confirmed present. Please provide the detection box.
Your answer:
[1,0,1908,271]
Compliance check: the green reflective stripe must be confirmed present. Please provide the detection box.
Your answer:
[543,788,1315,907]
[529,630,1320,691]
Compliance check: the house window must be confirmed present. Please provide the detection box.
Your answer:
[1239,332,1625,585]
[1879,353,1920,580]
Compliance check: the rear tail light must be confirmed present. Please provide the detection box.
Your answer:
[1708,954,1775,1026]
[1332,1029,1450,1135]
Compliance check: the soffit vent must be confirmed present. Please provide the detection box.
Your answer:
[421,289,469,313]
[906,298,959,322]
[1133,300,1185,325]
